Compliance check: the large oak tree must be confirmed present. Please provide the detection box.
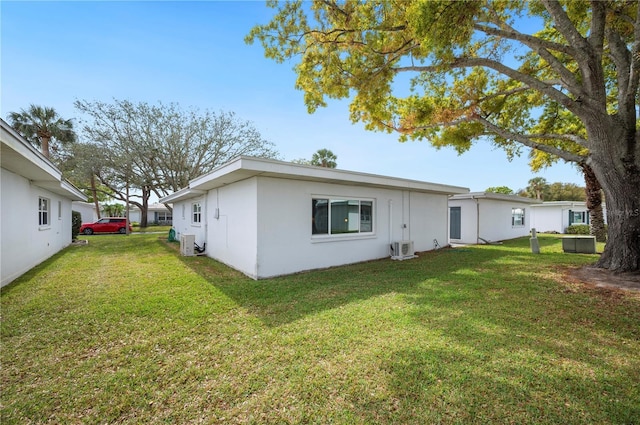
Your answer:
[75,99,280,227]
[248,0,640,272]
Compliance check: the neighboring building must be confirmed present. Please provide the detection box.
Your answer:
[448,192,542,245]
[128,203,172,225]
[529,201,606,234]
[161,156,468,279]
[1,119,87,287]
[72,201,99,224]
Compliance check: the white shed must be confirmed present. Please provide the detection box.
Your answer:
[1,119,87,287]
[161,156,468,279]
[448,192,541,245]
[529,201,605,234]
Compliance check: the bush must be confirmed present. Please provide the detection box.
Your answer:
[565,224,590,235]
[72,211,82,240]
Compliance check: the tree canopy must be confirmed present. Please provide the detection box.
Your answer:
[74,99,281,226]
[248,0,640,272]
[310,148,338,168]
[8,105,76,160]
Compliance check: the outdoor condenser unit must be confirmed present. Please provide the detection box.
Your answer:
[180,234,195,257]
[391,240,416,260]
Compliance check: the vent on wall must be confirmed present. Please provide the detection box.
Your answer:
[390,240,416,260]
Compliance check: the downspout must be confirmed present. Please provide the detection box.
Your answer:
[474,195,480,244]
[388,199,393,247]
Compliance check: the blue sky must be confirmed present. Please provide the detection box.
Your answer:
[1,1,584,194]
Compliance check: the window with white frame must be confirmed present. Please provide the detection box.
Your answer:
[512,207,525,227]
[192,202,202,224]
[58,201,62,220]
[312,198,374,235]
[39,197,50,226]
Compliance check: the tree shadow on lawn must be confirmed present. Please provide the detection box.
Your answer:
[162,237,593,328]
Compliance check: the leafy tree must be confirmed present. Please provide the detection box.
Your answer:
[546,182,585,202]
[102,203,125,217]
[485,186,514,195]
[291,158,312,165]
[74,99,281,226]
[248,1,640,271]
[7,105,76,160]
[310,148,338,168]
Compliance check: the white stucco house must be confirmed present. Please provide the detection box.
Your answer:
[128,203,172,225]
[160,156,468,279]
[448,192,542,245]
[529,201,606,234]
[1,119,87,287]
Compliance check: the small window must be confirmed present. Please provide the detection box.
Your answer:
[39,197,50,226]
[312,197,374,236]
[512,207,525,227]
[571,211,586,224]
[192,202,202,224]
[58,201,62,220]
[182,204,186,219]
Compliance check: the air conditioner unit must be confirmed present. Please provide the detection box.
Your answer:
[391,240,416,260]
[180,234,195,256]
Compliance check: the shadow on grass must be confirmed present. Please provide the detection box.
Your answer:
[165,238,533,327]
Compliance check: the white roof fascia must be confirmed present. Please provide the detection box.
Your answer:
[450,192,542,204]
[159,188,206,204]
[188,156,469,195]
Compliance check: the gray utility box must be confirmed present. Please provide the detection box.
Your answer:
[562,235,596,254]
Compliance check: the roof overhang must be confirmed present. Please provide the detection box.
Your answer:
[162,156,469,202]
[1,119,87,201]
[450,192,542,205]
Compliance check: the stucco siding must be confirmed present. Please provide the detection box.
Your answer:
[448,198,478,244]
[252,177,450,278]
[206,178,259,278]
[448,195,535,244]
[1,168,73,287]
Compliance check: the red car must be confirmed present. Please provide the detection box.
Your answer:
[79,218,132,235]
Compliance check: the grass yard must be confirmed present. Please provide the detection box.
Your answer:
[1,234,639,424]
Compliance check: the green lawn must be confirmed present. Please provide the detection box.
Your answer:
[1,234,638,424]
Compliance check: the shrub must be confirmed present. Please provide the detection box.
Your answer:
[72,211,82,240]
[565,224,590,235]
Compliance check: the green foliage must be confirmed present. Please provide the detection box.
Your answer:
[485,186,514,195]
[71,210,82,240]
[310,148,337,168]
[518,178,585,201]
[7,104,76,161]
[101,203,125,217]
[565,224,606,235]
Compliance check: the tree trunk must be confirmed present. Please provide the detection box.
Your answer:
[41,136,50,159]
[91,174,101,219]
[139,185,151,228]
[588,121,640,272]
[581,164,606,242]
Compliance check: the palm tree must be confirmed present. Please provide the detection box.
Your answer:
[8,105,76,159]
[526,177,548,200]
[310,148,337,168]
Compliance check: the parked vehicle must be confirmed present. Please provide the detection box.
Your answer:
[79,218,132,235]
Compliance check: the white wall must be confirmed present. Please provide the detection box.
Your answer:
[206,178,259,277]
[449,197,532,244]
[253,177,449,279]
[529,207,565,233]
[1,169,73,287]
[171,196,208,248]
[529,204,596,234]
[73,202,98,223]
